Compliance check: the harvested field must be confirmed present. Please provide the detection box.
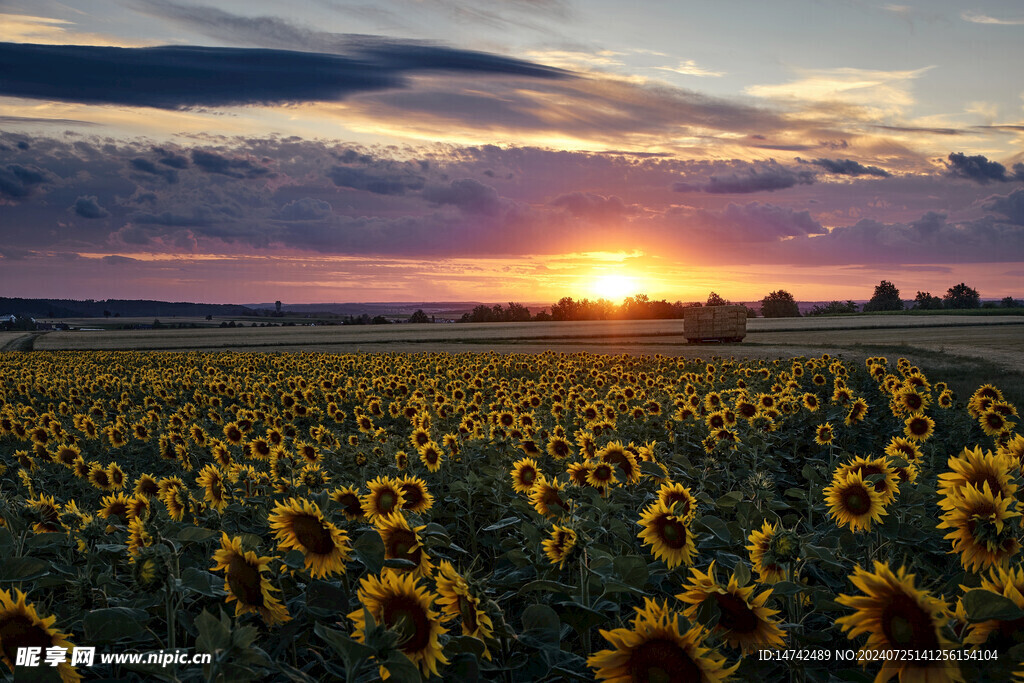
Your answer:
[32,316,1024,370]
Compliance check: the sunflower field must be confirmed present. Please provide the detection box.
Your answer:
[1,349,1022,682]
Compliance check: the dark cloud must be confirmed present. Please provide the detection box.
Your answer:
[674,161,815,194]
[154,148,189,169]
[0,164,48,198]
[946,152,1019,183]
[0,115,100,127]
[328,165,425,195]
[279,198,332,221]
[191,150,268,178]
[874,124,963,136]
[809,158,890,177]
[0,40,566,109]
[985,189,1024,225]
[102,255,139,265]
[422,178,501,215]
[130,157,178,183]
[689,202,825,241]
[72,196,109,219]
[549,192,634,218]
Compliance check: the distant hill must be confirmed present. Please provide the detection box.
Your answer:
[0,298,258,319]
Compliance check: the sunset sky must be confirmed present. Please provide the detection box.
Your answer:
[2,0,1023,305]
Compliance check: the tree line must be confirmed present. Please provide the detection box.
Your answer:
[427,281,1020,324]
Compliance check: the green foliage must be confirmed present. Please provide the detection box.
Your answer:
[759,290,800,318]
[944,282,981,309]
[863,280,904,312]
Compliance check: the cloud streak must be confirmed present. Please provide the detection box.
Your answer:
[0,41,567,108]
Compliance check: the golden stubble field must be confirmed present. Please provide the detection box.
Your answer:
[25,315,1024,372]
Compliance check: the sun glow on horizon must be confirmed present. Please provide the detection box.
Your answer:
[590,273,640,302]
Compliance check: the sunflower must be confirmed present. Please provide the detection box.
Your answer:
[399,476,434,514]
[566,461,592,487]
[835,455,901,506]
[543,524,577,569]
[196,465,229,513]
[127,517,154,557]
[330,486,365,521]
[586,461,618,489]
[637,500,696,569]
[362,476,406,521]
[127,494,151,522]
[746,521,800,584]
[98,492,131,524]
[376,512,433,578]
[836,562,960,682]
[418,441,444,472]
[937,446,1017,510]
[937,483,1021,573]
[510,457,541,493]
[884,436,923,464]
[269,498,351,578]
[959,565,1024,648]
[435,561,494,659]
[814,422,835,446]
[395,450,409,470]
[801,393,820,412]
[348,572,448,679]
[530,475,571,519]
[87,462,114,491]
[903,414,936,442]
[823,471,887,533]
[162,486,189,522]
[980,409,1015,438]
[597,441,641,484]
[0,588,81,683]
[211,533,290,625]
[657,482,697,521]
[133,473,160,499]
[892,387,929,416]
[222,422,244,445]
[546,436,572,460]
[52,444,81,468]
[676,561,787,654]
[844,398,869,426]
[24,494,62,534]
[588,598,737,683]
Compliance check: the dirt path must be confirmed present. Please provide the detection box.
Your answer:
[0,332,45,352]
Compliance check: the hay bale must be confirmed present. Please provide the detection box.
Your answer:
[683,305,747,342]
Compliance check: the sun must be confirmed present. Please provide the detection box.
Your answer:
[591,274,637,301]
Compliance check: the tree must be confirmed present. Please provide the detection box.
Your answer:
[807,300,858,316]
[506,302,532,322]
[863,280,903,312]
[706,292,728,307]
[759,290,800,318]
[1001,296,1021,308]
[913,291,943,310]
[943,283,980,309]
[409,309,431,323]
[550,297,580,321]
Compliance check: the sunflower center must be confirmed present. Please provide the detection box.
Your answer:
[339,494,362,516]
[459,596,480,633]
[291,514,335,555]
[388,529,421,565]
[842,486,871,515]
[0,614,56,666]
[657,518,687,549]
[714,592,759,634]
[381,596,431,653]
[627,637,702,683]
[378,492,398,513]
[227,556,265,608]
[881,593,938,649]
[400,485,423,509]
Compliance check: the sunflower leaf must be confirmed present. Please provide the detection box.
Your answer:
[521,603,560,634]
[383,558,419,570]
[481,517,519,532]
[84,607,150,643]
[962,589,1024,622]
[352,531,385,575]
[0,556,49,582]
[518,579,576,595]
[612,555,648,589]
[314,622,375,676]
[181,567,227,597]
[175,525,218,543]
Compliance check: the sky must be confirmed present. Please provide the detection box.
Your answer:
[1,0,1023,305]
